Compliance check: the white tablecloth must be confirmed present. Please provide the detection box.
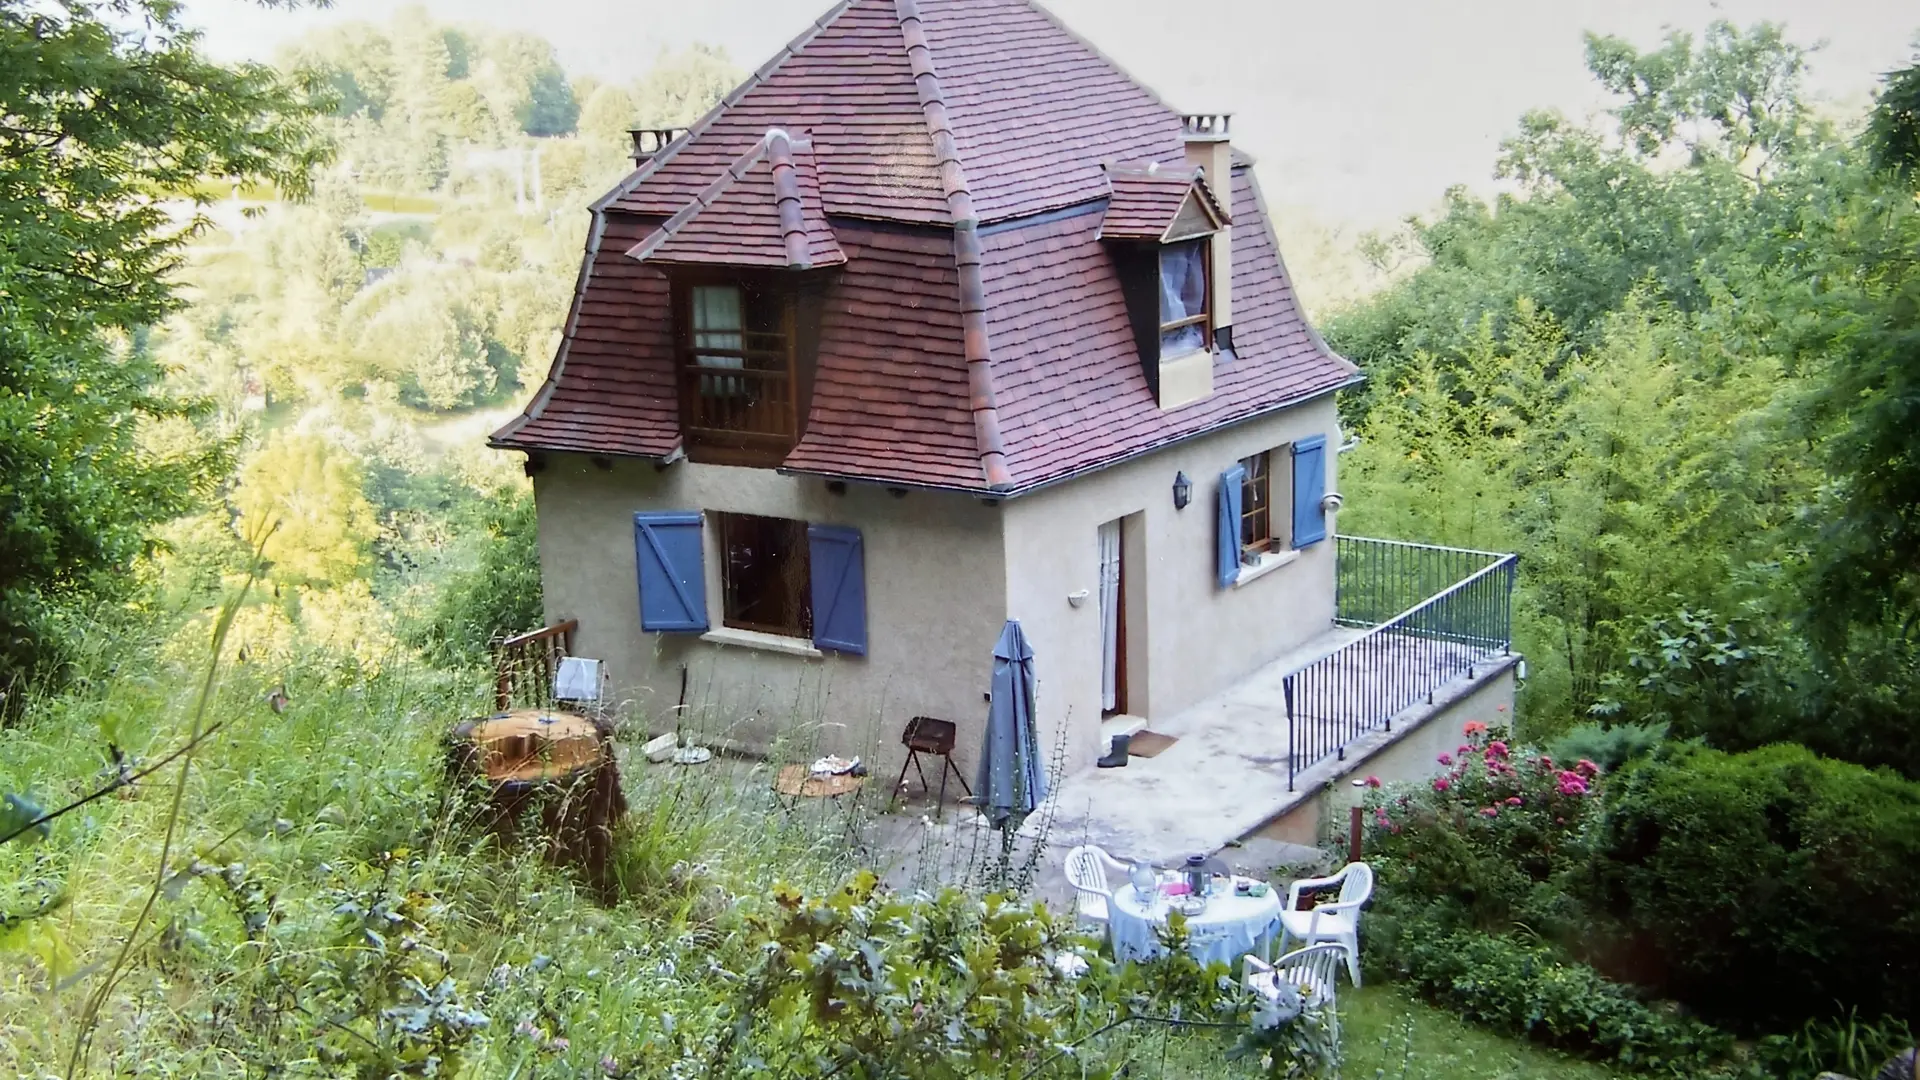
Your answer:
[1109,877,1284,970]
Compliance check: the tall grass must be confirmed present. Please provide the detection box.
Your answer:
[0,610,919,1076]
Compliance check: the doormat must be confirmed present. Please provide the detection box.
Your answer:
[1127,731,1178,758]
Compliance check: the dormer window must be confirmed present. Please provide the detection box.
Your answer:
[674,277,799,465]
[1159,238,1211,358]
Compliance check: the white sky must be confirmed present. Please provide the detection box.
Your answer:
[190,0,1918,226]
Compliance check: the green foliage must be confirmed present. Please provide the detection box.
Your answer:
[0,0,321,691]
[1379,920,1733,1076]
[1332,17,1920,780]
[1865,51,1920,185]
[233,431,379,587]
[1546,722,1667,774]
[1594,743,1920,1031]
[410,484,541,666]
[1755,1009,1917,1080]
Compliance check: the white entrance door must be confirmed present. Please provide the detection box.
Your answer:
[1098,520,1122,714]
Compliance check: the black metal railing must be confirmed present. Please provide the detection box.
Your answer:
[1334,535,1509,627]
[1286,538,1518,791]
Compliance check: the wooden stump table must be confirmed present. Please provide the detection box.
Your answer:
[447,709,627,892]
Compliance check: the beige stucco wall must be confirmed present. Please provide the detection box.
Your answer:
[531,454,1008,783]
[999,394,1342,775]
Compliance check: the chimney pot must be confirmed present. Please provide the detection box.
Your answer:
[1182,113,1235,334]
[630,128,689,163]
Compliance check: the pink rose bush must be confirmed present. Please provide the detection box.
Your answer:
[1364,721,1605,861]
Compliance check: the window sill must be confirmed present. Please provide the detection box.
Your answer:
[700,626,822,659]
[1233,548,1299,588]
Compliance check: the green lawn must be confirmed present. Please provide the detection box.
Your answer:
[1141,983,1621,1079]
[1343,984,1624,1079]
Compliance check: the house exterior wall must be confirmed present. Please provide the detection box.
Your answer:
[530,453,1008,782]
[1000,393,1342,775]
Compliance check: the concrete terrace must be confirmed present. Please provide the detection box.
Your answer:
[1032,625,1514,864]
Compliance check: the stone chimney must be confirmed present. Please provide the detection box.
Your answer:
[1182,114,1233,335]
[630,128,689,164]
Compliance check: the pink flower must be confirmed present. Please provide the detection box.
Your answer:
[1437,753,1453,766]
[1479,806,1499,818]
[1458,744,1472,756]
[1536,755,1553,769]
[1506,796,1523,806]
[1556,771,1589,796]
[1486,740,1510,758]
[1555,816,1566,825]
[1576,759,1600,778]
[1433,777,1451,793]
[1365,775,1382,788]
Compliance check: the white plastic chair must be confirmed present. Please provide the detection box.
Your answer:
[1244,944,1345,1042]
[1063,845,1127,935]
[1276,861,1372,986]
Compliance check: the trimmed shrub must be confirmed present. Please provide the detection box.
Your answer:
[1596,742,1920,1032]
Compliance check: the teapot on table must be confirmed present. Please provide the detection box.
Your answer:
[1183,854,1231,897]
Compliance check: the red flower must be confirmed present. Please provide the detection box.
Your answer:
[1576,759,1600,778]
[1433,777,1451,793]
[1506,796,1523,806]
[1486,740,1510,758]
[1479,806,1500,818]
[1464,721,1488,736]
[1365,775,1382,788]
[1437,753,1453,766]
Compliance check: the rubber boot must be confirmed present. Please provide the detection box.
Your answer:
[1097,733,1130,768]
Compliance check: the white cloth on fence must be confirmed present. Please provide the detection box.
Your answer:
[553,656,603,702]
[1108,876,1284,970]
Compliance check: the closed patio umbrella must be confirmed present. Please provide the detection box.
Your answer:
[978,619,1046,829]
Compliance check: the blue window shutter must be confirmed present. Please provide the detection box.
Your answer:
[1293,435,1328,548]
[1217,464,1245,589]
[633,512,708,632]
[807,525,867,655]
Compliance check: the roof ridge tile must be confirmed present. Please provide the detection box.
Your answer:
[894,0,1013,490]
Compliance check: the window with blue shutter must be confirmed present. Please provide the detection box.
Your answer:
[633,511,709,632]
[1292,435,1328,548]
[806,525,867,655]
[1216,464,1245,588]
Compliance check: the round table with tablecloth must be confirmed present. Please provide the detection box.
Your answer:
[1109,873,1284,970]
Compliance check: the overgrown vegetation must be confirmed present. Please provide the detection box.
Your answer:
[1333,27,1920,780]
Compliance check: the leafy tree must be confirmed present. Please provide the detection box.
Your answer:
[0,0,322,693]
[1866,50,1920,184]
[233,432,377,587]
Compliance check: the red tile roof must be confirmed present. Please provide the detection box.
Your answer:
[1098,163,1230,241]
[626,131,845,271]
[492,0,1359,495]
[982,164,1355,488]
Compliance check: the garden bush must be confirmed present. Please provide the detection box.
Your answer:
[1377,916,1733,1075]
[1595,742,1920,1032]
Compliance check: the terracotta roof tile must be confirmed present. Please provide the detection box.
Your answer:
[979,165,1358,489]
[492,0,1359,493]
[627,132,846,270]
[1098,163,1230,241]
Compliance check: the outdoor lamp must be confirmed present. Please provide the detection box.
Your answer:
[1172,471,1192,510]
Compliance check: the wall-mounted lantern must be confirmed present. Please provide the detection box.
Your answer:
[1172,471,1192,510]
